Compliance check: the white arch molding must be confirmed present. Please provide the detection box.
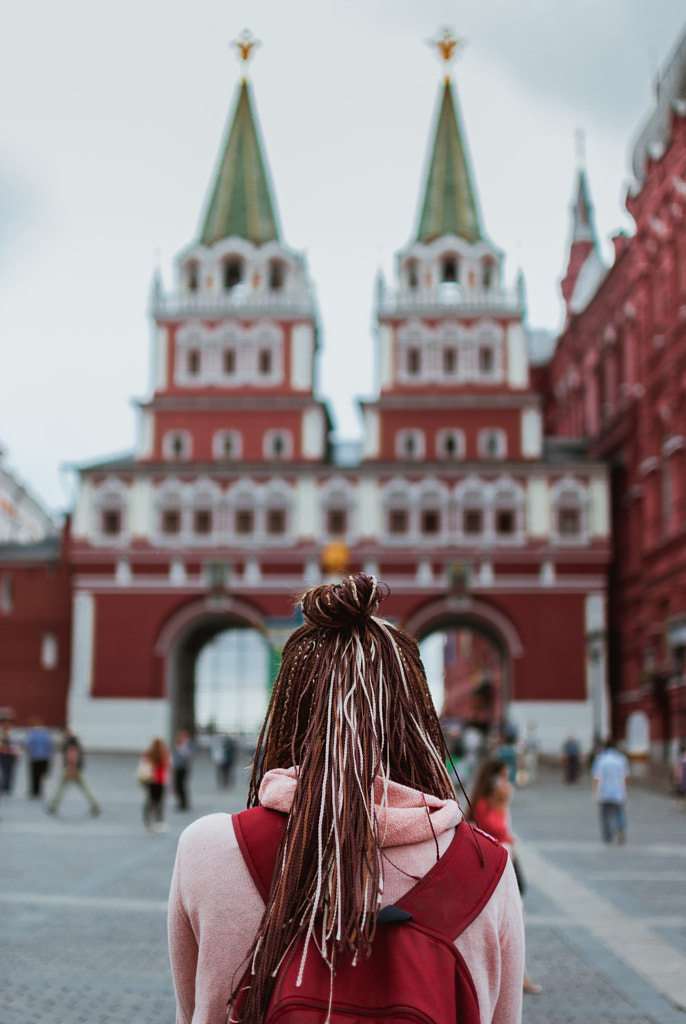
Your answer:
[404,595,524,659]
[154,594,266,658]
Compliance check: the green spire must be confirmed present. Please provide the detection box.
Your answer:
[199,79,280,247]
[416,80,481,245]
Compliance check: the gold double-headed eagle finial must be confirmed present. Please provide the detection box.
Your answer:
[231,29,261,79]
[428,27,467,82]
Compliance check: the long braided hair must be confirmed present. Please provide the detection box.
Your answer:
[229,574,454,1024]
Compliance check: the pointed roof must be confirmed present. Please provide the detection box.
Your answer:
[570,169,599,247]
[416,80,482,245]
[199,80,280,247]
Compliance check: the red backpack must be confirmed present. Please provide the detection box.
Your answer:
[233,806,507,1024]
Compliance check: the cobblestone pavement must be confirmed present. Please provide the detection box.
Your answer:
[2,751,685,1023]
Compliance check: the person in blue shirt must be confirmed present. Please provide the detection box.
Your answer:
[24,718,54,798]
[592,738,630,844]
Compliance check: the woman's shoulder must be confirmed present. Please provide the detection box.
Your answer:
[179,811,234,848]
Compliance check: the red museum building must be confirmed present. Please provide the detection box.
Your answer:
[548,28,686,759]
[16,26,686,755]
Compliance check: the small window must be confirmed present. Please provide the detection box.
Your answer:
[479,347,494,374]
[187,349,201,376]
[223,349,236,374]
[407,348,421,375]
[496,510,515,535]
[193,509,212,535]
[480,430,505,460]
[439,432,464,460]
[0,574,13,614]
[389,509,408,535]
[442,256,458,283]
[420,510,440,535]
[327,508,347,536]
[171,435,185,458]
[464,509,483,535]
[482,260,493,289]
[187,262,199,292]
[407,260,419,290]
[161,509,181,535]
[267,508,286,535]
[268,261,285,291]
[272,434,285,457]
[102,509,121,536]
[41,632,58,670]
[258,349,272,375]
[235,509,254,535]
[443,348,457,374]
[220,435,235,458]
[223,259,243,291]
[559,508,581,536]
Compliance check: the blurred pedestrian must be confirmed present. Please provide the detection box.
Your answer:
[592,738,630,844]
[468,756,542,995]
[24,717,54,798]
[47,728,100,816]
[561,734,581,784]
[521,723,540,784]
[172,730,194,811]
[674,743,686,807]
[139,737,170,832]
[0,719,20,794]
[211,732,236,789]
[495,724,519,785]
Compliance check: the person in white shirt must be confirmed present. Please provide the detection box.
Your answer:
[592,738,630,844]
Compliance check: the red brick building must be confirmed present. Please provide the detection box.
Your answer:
[548,29,686,758]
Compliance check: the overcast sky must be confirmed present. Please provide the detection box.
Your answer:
[1,1,685,512]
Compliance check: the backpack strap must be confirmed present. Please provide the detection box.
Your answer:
[395,823,508,940]
[233,806,287,902]
[234,807,507,940]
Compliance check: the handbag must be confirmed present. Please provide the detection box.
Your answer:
[136,757,154,785]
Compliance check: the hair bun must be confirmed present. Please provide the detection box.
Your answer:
[300,574,388,629]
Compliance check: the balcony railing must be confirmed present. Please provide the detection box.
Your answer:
[152,287,315,319]
[377,283,523,318]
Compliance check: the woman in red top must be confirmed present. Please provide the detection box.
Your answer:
[141,737,170,832]
[468,757,542,995]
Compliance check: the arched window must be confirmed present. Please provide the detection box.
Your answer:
[482,259,494,290]
[93,480,129,544]
[163,431,192,461]
[383,482,412,543]
[268,260,285,291]
[222,258,243,291]
[493,479,524,543]
[406,259,419,290]
[396,429,425,461]
[441,255,459,283]
[552,479,587,542]
[478,429,506,460]
[264,483,291,540]
[213,430,242,461]
[321,480,355,540]
[436,429,465,461]
[456,480,488,541]
[186,261,200,293]
[417,483,448,541]
[263,430,293,461]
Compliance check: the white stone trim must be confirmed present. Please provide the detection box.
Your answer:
[291,324,314,390]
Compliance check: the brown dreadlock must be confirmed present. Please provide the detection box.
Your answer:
[229,574,454,1024]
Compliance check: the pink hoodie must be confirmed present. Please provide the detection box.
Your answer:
[168,768,524,1024]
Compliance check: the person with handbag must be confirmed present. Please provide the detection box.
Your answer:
[139,737,170,832]
[168,574,525,1024]
[467,756,541,995]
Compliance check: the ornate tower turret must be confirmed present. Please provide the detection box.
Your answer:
[140,31,330,468]
[363,29,538,468]
[560,133,605,320]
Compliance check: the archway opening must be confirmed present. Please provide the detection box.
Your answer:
[417,621,508,732]
[170,617,271,741]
